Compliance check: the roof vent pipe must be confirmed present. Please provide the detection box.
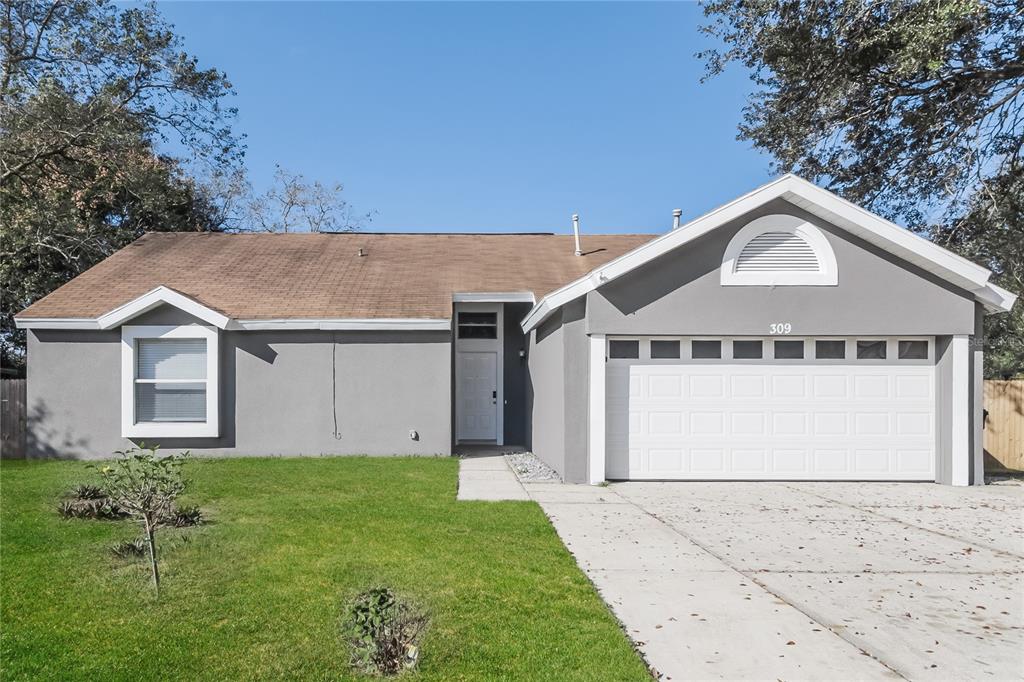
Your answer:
[672,208,682,230]
[572,213,582,256]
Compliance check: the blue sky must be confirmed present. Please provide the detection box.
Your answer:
[157,1,772,233]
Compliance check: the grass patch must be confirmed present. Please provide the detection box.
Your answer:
[1,457,649,681]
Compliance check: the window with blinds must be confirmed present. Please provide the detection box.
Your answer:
[734,232,820,273]
[135,338,207,422]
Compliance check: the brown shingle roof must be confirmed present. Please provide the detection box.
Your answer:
[17,232,656,320]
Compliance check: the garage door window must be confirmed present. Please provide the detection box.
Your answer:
[732,340,763,359]
[815,339,846,359]
[899,340,929,359]
[650,340,680,359]
[609,340,639,359]
[773,339,804,359]
[857,340,887,359]
[691,340,721,359]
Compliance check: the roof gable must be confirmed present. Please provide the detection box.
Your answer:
[521,175,1015,332]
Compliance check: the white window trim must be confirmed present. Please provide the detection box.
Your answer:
[720,214,838,286]
[121,325,219,438]
[607,337,643,361]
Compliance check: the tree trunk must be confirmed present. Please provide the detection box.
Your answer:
[144,515,160,597]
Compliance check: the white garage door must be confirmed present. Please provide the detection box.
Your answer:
[606,337,936,481]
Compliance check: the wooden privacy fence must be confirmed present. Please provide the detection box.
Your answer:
[985,379,1024,472]
[1,379,27,459]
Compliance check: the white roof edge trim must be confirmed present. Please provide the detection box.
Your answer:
[18,316,454,331]
[974,282,1018,314]
[232,318,451,331]
[521,174,997,333]
[780,175,989,284]
[14,318,102,330]
[96,286,230,330]
[453,292,536,303]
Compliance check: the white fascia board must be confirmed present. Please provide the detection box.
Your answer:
[974,282,1018,314]
[97,286,230,330]
[453,292,536,303]
[521,173,997,333]
[779,176,990,289]
[14,318,101,330]
[233,318,451,331]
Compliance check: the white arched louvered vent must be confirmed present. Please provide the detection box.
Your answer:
[721,214,838,286]
[735,232,820,273]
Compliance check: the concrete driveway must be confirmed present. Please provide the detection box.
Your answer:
[528,480,1024,681]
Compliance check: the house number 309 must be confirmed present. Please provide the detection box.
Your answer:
[769,323,792,334]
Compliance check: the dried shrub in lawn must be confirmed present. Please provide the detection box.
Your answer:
[162,504,203,528]
[343,587,429,676]
[71,484,106,500]
[58,493,127,520]
[111,537,148,559]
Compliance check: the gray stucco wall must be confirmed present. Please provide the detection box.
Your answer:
[27,310,452,459]
[587,198,977,336]
[561,300,590,483]
[525,299,590,483]
[527,310,566,475]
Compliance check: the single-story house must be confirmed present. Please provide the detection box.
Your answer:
[15,175,1016,485]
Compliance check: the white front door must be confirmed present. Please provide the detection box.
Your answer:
[457,351,498,440]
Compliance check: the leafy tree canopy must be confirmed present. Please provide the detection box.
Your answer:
[0,0,243,368]
[701,0,1023,376]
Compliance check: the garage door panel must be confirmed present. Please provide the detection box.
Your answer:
[731,412,766,436]
[690,449,725,473]
[772,375,807,398]
[606,338,936,481]
[854,375,890,399]
[731,375,766,398]
[813,449,850,474]
[690,375,725,398]
[732,449,768,473]
[813,375,849,398]
[896,412,932,436]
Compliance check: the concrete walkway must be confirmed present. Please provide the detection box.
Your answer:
[456,454,529,501]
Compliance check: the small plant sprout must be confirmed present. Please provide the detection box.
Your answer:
[343,587,429,676]
[94,445,189,596]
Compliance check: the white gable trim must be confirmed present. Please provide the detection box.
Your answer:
[97,286,230,330]
[975,282,1018,313]
[521,174,1010,332]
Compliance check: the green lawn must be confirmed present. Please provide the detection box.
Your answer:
[0,457,650,681]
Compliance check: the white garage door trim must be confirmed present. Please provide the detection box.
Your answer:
[605,337,936,481]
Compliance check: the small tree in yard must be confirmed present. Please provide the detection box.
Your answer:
[96,445,188,596]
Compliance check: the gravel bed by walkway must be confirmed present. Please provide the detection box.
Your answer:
[505,452,561,483]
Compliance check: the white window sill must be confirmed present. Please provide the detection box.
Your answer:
[122,422,219,439]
